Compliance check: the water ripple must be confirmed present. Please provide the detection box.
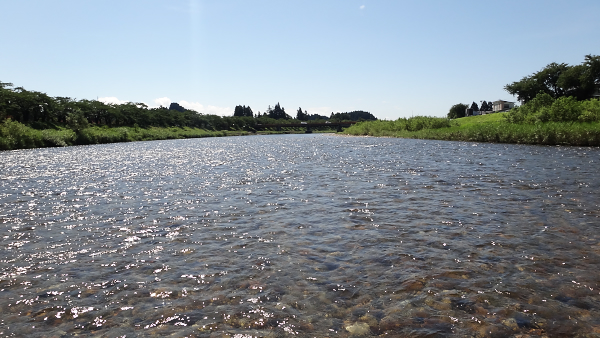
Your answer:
[0,135,599,336]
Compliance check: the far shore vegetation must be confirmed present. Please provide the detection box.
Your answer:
[0,81,375,151]
[343,112,600,146]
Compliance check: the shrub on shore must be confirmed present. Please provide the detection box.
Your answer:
[505,93,600,124]
[345,116,450,136]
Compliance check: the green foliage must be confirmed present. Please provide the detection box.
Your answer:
[1,80,387,149]
[66,109,89,131]
[267,103,290,119]
[448,103,468,119]
[0,119,76,149]
[169,102,185,112]
[504,92,599,124]
[234,105,253,117]
[0,119,41,149]
[296,107,308,121]
[41,129,76,147]
[505,55,599,102]
[547,96,583,122]
[343,113,600,146]
[344,116,450,136]
[579,99,600,122]
[330,110,377,121]
[504,92,554,123]
[0,117,249,150]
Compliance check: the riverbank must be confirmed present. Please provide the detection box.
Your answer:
[343,113,600,146]
[0,119,338,151]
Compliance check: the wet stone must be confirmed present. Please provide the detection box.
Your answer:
[351,307,367,318]
[514,315,539,330]
[451,298,476,314]
[398,279,426,292]
[345,321,371,336]
[555,295,593,310]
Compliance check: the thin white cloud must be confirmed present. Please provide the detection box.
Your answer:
[307,107,334,117]
[179,101,232,116]
[360,5,365,10]
[154,97,172,108]
[99,96,231,115]
[98,96,129,105]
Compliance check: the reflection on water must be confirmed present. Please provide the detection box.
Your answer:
[0,134,599,337]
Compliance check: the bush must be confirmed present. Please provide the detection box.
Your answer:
[42,129,76,147]
[579,99,600,122]
[548,96,582,122]
[448,103,468,119]
[0,119,43,149]
[504,92,554,123]
[505,92,600,124]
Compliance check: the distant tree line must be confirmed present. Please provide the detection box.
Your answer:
[330,110,377,121]
[0,82,377,132]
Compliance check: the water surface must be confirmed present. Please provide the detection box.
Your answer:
[1,134,599,337]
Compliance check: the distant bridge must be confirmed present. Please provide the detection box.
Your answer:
[255,121,357,133]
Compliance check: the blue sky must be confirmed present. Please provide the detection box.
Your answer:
[1,1,599,119]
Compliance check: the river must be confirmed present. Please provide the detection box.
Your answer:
[1,134,599,337]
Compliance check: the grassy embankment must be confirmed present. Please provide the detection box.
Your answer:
[0,119,338,151]
[0,120,244,151]
[343,113,600,146]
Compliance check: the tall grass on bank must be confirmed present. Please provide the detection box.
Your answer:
[75,126,231,145]
[344,114,600,146]
[505,94,600,124]
[0,120,244,151]
[0,119,77,150]
[346,116,451,136]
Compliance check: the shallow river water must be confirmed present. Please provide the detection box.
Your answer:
[1,134,599,337]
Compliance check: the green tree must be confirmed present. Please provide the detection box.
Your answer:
[330,112,351,121]
[169,102,185,112]
[505,55,600,103]
[448,103,468,119]
[347,110,377,121]
[234,105,253,117]
[66,108,89,131]
[556,65,590,100]
[268,103,290,119]
[296,107,308,120]
[505,63,568,102]
[480,101,489,111]
[584,54,600,85]
[234,105,244,117]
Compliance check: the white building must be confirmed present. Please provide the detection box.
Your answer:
[492,100,515,112]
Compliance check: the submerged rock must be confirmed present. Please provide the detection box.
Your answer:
[345,322,370,336]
